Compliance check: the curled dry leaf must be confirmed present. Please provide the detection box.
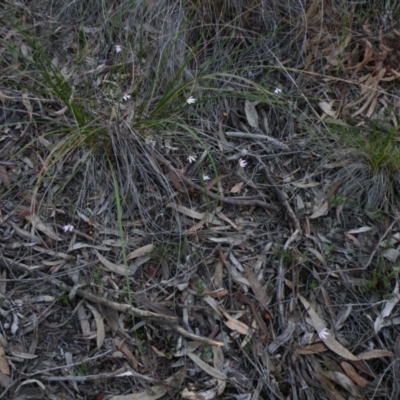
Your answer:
[230,181,244,193]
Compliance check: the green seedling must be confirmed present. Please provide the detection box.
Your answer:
[73,362,89,376]
[329,194,346,207]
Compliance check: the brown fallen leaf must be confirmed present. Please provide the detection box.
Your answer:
[356,349,394,360]
[127,244,154,260]
[295,343,328,355]
[0,166,10,189]
[0,345,10,375]
[19,207,32,218]
[230,182,244,193]
[113,338,138,371]
[244,265,267,306]
[340,361,371,388]
[168,170,186,193]
[218,305,250,335]
[322,371,362,398]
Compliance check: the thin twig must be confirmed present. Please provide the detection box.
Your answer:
[38,367,158,383]
[262,166,301,232]
[225,131,290,151]
[0,256,224,347]
[363,216,400,270]
[277,229,300,329]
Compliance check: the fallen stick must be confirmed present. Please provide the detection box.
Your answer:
[0,256,224,347]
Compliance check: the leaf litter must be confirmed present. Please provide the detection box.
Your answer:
[1,1,400,399]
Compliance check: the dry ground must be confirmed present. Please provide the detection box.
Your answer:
[1,1,400,399]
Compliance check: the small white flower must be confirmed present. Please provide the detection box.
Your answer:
[122,94,131,101]
[239,158,247,168]
[202,174,210,181]
[63,224,74,233]
[318,328,330,340]
[274,87,282,94]
[115,45,122,54]
[186,96,196,105]
[187,155,197,164]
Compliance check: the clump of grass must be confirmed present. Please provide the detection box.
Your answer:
[324,121,400,212]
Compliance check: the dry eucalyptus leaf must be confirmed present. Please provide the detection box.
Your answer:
[309,201,329,219]
[218,305,249,335]
[0,345,10,375]
[340,361,371,388]
[110,385,166,400]
[95,250,132,276]
[374,280,400,333]
[0,166,10,189]
[319,101,337,118]
[230,182,244,193]
[77,304,90,336]
[187,353,227,380]
[113,338,138,371]
[86,303,105,350]
[299,295,360,361]
[244,100,259,129]
[21,91,33,121]
[127,244,154,260]
[356,349,394,360]
[322,371,362,398]
[26,214,62,241]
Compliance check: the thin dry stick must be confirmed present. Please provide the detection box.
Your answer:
[38,367,158,383]
[225,131,290,151]
[277,229,300,329]
[0,256,224,347]
[363,216,400,270]
[149,149,279,212]
[262,166,301,232]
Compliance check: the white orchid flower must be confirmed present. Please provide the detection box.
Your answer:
[318,328,330,340]
[63,224,74,233]
[239,158,247,168]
